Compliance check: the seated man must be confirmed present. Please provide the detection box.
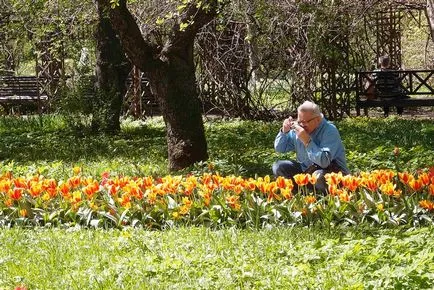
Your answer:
[272,101,350,193]
[373,55,408,116]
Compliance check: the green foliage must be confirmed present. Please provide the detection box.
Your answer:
[54,76,95,131]
[338,117,434,172]
[1,0,96,76]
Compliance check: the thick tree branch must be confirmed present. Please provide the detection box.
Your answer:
[95,0,162,72]
[163,0,219,56]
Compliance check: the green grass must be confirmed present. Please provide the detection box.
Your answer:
[0,114,432,178]
[1,226,433,289]
[0,114,433,289]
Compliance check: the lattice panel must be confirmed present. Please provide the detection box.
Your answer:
[318,24,353,119]
[375,8,403,68]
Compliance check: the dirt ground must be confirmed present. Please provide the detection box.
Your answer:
[354,106,434,119]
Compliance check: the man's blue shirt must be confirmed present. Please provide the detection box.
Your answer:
[274,118,350,174]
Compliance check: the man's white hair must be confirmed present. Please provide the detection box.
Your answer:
[298,101,322,117]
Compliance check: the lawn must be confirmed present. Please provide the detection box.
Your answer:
[1,226,434,289]
[0,114,433,289]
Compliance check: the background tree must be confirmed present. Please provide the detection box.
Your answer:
[96,0,229,170]
[93,1,130,133]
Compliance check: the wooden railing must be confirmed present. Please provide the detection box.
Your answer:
[355,69,434,115]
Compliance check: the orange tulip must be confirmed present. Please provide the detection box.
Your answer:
[233,184,243,195]
[43,179,58,198]
[398,172,413,185]
[276,176,286,189]
[267,185,281,202]
[118,193,131,208]
[58,182,71,197]
[83,181,99,198]
[19,209,27,217]
[10,188,23,200]
[342,176,360,192]
[328,184,338,196]
[409,179,423,192]
[0,179,12,192]
[182,197,192,207]
[419,200,434,211]
[380,182,397,196]
[363,177,378,192]
[73,166,81,175]
[72,191,82,203]
[2,171,12,180]
[13,177,27,189]
[429,184,434,196]
[294,174,309,186]
[280,187,293,200]
[179,204,190,215]
[200,189,212,206]
[4,198,13,207]
[246,179,256,191]
[68,176,81,189]
[309,174,318,185]
[28,182,43,197]
[376,170,395,185]
[339,190,351,202]
[304,195,316,204]
[325,172,343,186]
[225,195,241,211]
[377,203,384,212]
[418,173,430,186]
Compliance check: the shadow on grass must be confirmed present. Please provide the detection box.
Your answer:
[0,121,167,163]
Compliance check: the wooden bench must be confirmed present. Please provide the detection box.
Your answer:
[0,76,48,114]
[355,69,434,116]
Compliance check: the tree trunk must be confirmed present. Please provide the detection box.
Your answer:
[427,0,434,42]
[246,1,260,91]
[93,1,130,133]
[151,44,208,170]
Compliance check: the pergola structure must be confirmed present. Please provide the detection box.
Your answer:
[317,0,432,119]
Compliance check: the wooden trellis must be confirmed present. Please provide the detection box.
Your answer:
[375,8,403,68]
[35,29,65,107]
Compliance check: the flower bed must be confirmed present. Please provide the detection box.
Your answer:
[0,166,433,229]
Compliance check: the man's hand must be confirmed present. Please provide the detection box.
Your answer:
[282,117,294,133]
[292,123,311,146]
[282,117,311,146]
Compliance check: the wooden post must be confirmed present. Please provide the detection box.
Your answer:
[132,66,142,119]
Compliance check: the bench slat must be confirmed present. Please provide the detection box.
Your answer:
[357,98,434,108]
